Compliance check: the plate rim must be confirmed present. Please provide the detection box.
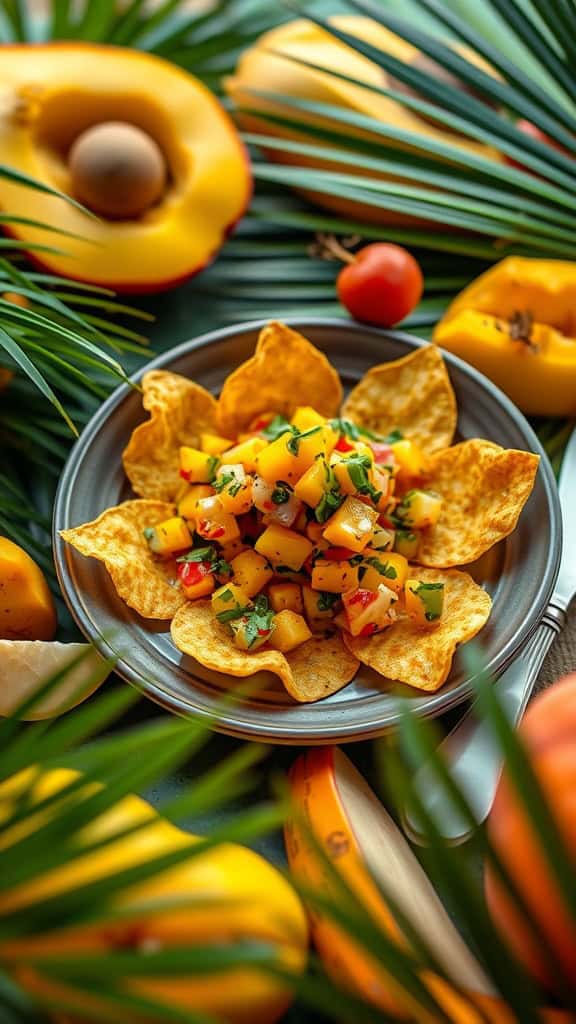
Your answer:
[53,316,562,742]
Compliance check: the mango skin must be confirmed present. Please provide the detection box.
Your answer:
[434,257,576,416]
[0,537,57,641]
[0,768,308,1024]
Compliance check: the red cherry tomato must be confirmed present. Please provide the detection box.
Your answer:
[337,243,423,328]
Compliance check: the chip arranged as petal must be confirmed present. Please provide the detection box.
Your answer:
[344,568,492,692]
[171,601,359,703]
[60,500,186,620]
[216,321,343,437]
[342,345,457,452]
[123,370,218,501]
[417,440,539,567]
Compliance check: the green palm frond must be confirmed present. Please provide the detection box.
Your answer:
[0,661,286,1024]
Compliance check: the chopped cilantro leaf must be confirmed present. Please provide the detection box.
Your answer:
[262,415,294,441]
[206,455,220,482]
[216,605,250,624]
[177,547,231,577]
[214,472,234,493]
[243,595,275,648]
[143,527,155,541]
[366,556,397,579]
[384,428,404,444]
[330,417,382,442]
[317,591,340,612]
[177,546,215,563]
[315,468,344,523]
[271,481,292,505]
[287,425,322,456]
[343,454,382,504]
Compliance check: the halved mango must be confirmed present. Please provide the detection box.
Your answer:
[0,44,251,291]
[227,17,502,227]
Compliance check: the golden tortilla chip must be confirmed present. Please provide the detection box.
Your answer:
[171,601,359,703]
[60,500,186,620]
[123,370,217,502]
[216,321,343,437]
[344,568,492,692]
[417,440,539,567]
[341,345,457,452]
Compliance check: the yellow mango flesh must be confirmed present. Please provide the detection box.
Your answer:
[0,768,308,1024]
[0,537,56,641]
[268,610,312,653]
[434,257,576,416]
[0,45,250,291]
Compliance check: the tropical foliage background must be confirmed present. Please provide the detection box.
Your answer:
[0,0,574,1021]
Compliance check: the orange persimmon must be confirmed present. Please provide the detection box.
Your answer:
[485,675,576,994]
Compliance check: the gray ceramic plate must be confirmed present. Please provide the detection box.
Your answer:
[53,318,561,743]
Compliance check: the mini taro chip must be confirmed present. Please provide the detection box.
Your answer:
[344,568,492,692]
[342,345,457,452]
[60,500,186,620]
[123,370,218,502]
[171,600,359,703]
[417,439,539,567]
[216,321,343,437]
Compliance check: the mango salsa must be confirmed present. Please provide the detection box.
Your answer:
[322,496,378,553]
[231,549,273,597]
[268,609,312,653]
[179,446,220,484]
[268,582,303,614]
[144,516,192,557]
[255,523,313,571]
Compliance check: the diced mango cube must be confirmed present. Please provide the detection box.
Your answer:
[294,425,337,475]
[221,437,267,473]
[200,432,234,456]
[195,496,240,544]
[360,551,408,594]
[144,517,192,557]
[394,529,420,559]
[302,584,339,631]
[179,446,219,484]
[311,560,359,594]
[322,496,378,553]
[268,609,312,653]
[255,435,300,485]
[268,582,303,614]
[392,439,427,478]
[306,520,326,545]
[211,582,251,620]
[255,523,313,571]
[178,561,215,600]
[177,484,214,521]
[291,406,326,431]
[395,490,442,529]
[219,538,249,562]
[294,459,329,507]
[405,579,445,625]
[231,549,273,597]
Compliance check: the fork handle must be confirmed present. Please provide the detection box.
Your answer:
[404,603,566,846]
